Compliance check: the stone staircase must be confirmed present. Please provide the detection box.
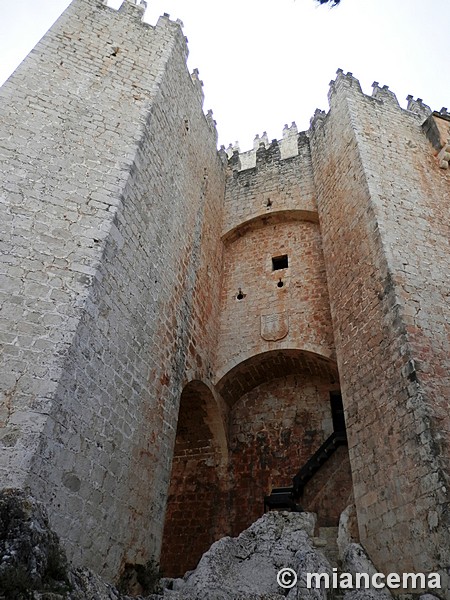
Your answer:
[312,526,343,599]
[313,526,340,567]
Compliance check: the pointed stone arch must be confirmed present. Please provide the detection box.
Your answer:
[160,380,228,577]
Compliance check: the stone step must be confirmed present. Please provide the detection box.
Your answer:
[318,526,339,541]
[312,526,340,568]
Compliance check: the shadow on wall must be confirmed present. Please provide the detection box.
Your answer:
[159,381,228,578]
[160,350,354,576]
[219,350,353,535]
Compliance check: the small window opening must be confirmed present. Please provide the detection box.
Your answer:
[236,288,245,300]
[272,255,288,271]
[277,279,284,288]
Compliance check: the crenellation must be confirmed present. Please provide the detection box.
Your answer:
[205,109,218,142]
[253,133,262,150]
[122,0,147,13]
[309,108,327,130]
[228,147,241,171]
[190,68,204,105]
[105,0,148,23]
[225,126,312,172]
[371,81,400,107]
[328,68,363,105]
[406,94,432,119]
[280,121,299,159]
[218,145,228,165]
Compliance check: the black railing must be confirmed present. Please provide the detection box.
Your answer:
[264,430,347,512]
[292,430,347,498]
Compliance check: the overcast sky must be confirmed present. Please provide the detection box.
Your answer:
[1,0,449,149]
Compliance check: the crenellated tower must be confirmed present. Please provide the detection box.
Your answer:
[0,0,225,578]
[1,2,449,595]
[309,68,450,586]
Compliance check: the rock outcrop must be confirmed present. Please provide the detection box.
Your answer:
[0,488,69,598]
[168,511,318,599]
[337,504,359,560]
[0,490,417,600]
[0,490,330,599]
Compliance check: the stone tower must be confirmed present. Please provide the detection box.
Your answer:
[309,72,450,587]
[1,0,449,593]
[0,0,225,577]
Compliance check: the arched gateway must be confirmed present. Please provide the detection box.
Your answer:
[161,350,354,576]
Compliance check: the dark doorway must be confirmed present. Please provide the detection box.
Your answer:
[330,391,346,433]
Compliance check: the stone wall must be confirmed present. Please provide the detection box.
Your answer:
[160,126,349,576]
[222,133,317,237]
[2,0,449,590]
[309,70,450,580]
[0,0,225,579]
[229,374,352,535]
[216,139,335,381]
[160,381,228,578]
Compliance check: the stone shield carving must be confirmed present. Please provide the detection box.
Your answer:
[260,312,289,341]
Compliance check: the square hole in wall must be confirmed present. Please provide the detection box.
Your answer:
[272,255,288,270]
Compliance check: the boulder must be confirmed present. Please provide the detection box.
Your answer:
[337,505,359,560]
[0,490,342,600]
[0,488,69,598]
[286,544,332,600]
[341,544,392,600]
[174,511,318,600]
[343,591,392,600]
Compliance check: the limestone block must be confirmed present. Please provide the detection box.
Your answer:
[337,504,360,560]
[174,511,317,599]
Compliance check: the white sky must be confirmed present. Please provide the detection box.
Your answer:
[0,0,449,150]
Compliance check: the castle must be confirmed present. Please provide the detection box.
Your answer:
[1,0,450,593]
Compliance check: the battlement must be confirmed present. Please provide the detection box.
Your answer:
[1,0,450,593]
[103,0,186,45]
[327,69,408,111]
[227,70,441,172]
[104,4,212,139]
[223,122,306,171]
[190,68,204,104]
[310,68,442,135]
[117,0,147,14]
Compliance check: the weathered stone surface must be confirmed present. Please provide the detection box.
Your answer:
[343,591,391,600]
[0,489,69,597]
[0,0,225,580]
[0,489,161,599]
[0,502,328,600]
[286,545,332,600]
[310,69,450,580]
[342,544,391,599]
[173,511,317,600]
[337,505,360,560]
[1,0,450,592]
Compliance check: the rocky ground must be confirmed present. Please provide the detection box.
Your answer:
[0,489,441,600]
